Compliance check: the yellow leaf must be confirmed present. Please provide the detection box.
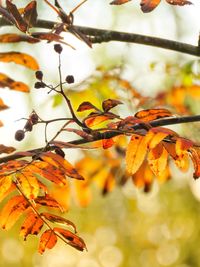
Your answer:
[126,134,148,175]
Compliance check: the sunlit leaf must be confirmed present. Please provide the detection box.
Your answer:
[148,144,168,176]
[84,112,117,127]
[40,152,84,180]
[135,108,172,122]
[0,33,39,43]
[110,0,131,4]
[0,175,13,203]
[35,195,62,210]
[0,195,28,230]
[0,98,9,110]
[16,170,39,199]
[20,212,44,240]
[38,229,57,254]
[77,101,100,112]
[102,99,122,112]
[41,212,77,233]
[0,52,39,70]
[189,147,200,179]
[0,73,29,92]
[126,134,148,175]
[54,227,86,251]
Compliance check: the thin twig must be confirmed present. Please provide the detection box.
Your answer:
[1,114,200,164]
[0,18,198,57]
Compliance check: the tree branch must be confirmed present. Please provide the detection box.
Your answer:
[1,114,200,164]
[0,18,199,57]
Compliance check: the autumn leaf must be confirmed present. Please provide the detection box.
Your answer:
[0,121,3,127]
[135,108,172,122]
[148,144,168,176]
[0,98,9,110]
[0,33,39,43]
[0,195,28,230]
[102,99,122,112]
[23,1,37,28]
[0,73,29,92]
[54,227,86,251]
[110,0,131,4]
[189,147,200,179]
[41,213,77,233]
[126,134,148,175]
[29,161,68,185]
[6,0,28,32]
[20,212,44,240]
[0,175,14,203]
[35,195,62,210]
[0,144,15,154]
[16,170,39,199]
[84,112,118,127]
[0,52,39,70]
[77,101,100,112]
[40,152,84,180]
[0,160,28,175]
[38,229,57,254]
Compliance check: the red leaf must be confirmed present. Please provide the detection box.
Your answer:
[23,1,37,28]
[140,0,161,12]
[77,101,100,112]
[54,227,86,251]
[102,99,122,112]
[6,0,28,32]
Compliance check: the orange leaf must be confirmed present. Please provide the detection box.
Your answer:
[35,195,62,210]
[132,160,154,191]
[16,170,39,199]
[110,0,131,4]
[54,227,86,251]
[135,108,172,122]
[0,121,3,127]
[176,137,193,156]
[0,98,9,110]
[30,161,68,185]
[140,0,161,12]
[0,160,28,175]
[84,113,117,127]
[146,127,175,149]
[40,152,84,180]
[0,73,29,92]
[41,213,77,233]
[20,212,44,240]
[0,175,14,203]
[165,0,192,5]
[148,144,168,176]
[38,229,57,254]
[0,33,39,43]
[126,134,148,175]
[102,138,115,149]
[0,52,39,70]
[0,195,28,230]
[189,147,200,179]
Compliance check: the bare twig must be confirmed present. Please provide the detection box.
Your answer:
[1,114,200,164]
[0,18,199,57]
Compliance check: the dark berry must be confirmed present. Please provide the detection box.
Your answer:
[24,120,33,132]
[35,70,43,80]
[34,82,46,89]
[15,130,25,141]
[65,75,74,84]
[54,44,63,54]
[30,113,39,124]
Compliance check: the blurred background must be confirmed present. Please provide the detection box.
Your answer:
[0,0,200,266]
